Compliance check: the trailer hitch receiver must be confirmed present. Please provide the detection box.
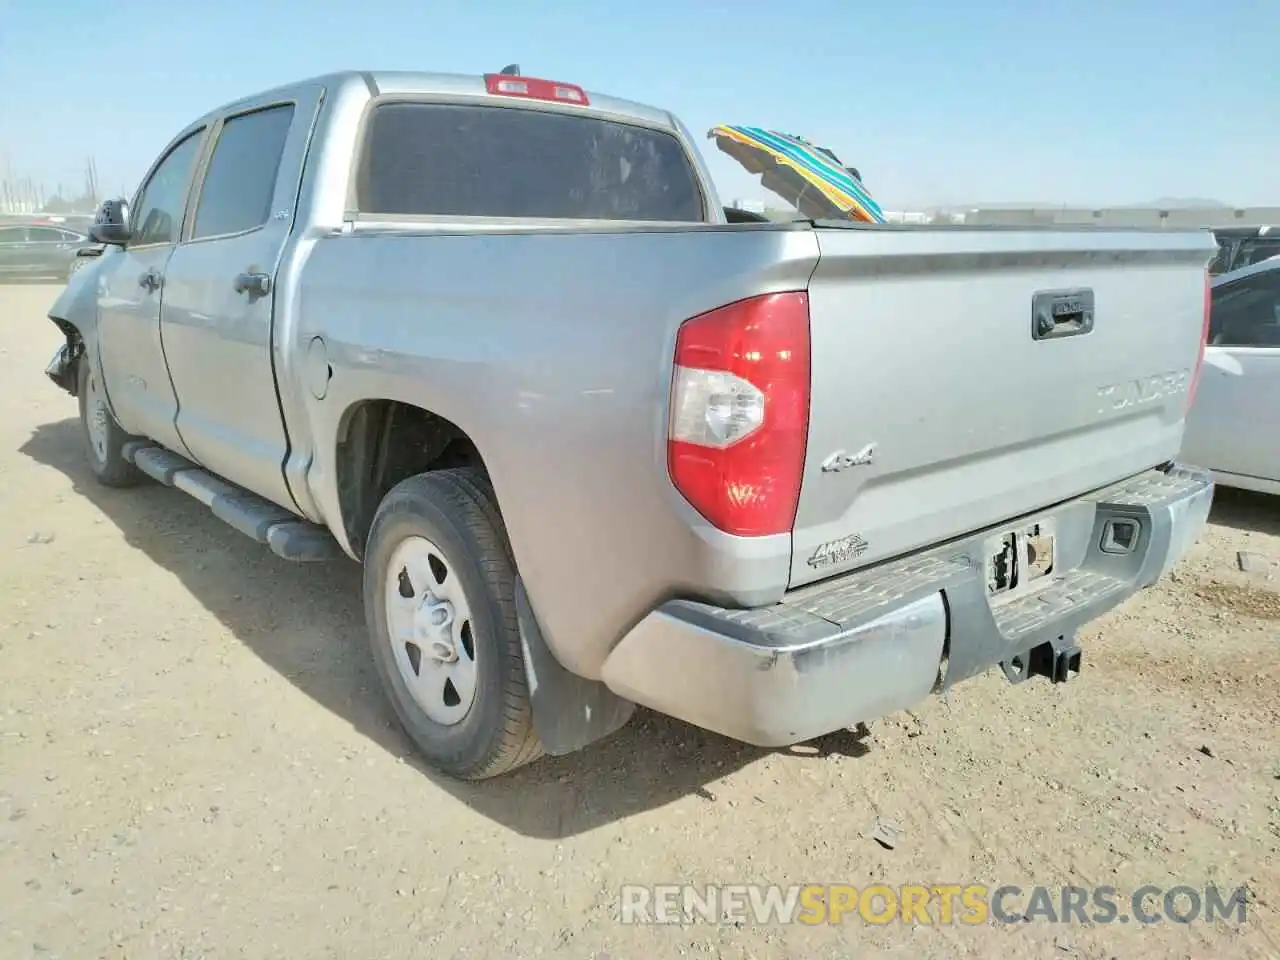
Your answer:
[1001,633,1082,685]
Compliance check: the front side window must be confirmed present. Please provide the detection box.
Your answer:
[0,227,27,243]
[131,129,205,247]
[192,104,295,240]
[1209,270,1280,347]
[357,101,704,222]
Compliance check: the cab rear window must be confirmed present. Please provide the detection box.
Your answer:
[356,101,704,222]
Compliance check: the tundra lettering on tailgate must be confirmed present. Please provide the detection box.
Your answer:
[1096,369,1189,414]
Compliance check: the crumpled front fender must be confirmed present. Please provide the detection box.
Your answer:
[47,253,104,341]
[45,253,111,396]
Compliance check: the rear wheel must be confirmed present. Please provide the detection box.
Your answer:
[77,357,142,488]
[362,469,544,780]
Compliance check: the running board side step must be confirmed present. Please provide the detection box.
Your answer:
[122,442,343,562]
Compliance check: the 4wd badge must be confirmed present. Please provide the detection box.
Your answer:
[807,533,869,569]
[821,443,876,473]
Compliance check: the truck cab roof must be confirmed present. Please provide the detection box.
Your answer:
[198,70,680,133]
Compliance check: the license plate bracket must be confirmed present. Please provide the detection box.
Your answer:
[984,520,1056,599]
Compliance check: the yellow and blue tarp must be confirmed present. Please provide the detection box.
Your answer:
[708,125,886,224]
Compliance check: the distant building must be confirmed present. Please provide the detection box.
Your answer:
[882,210,929,225]
[942,206,1280,229]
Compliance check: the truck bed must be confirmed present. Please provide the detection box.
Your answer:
[294,218,1214,676]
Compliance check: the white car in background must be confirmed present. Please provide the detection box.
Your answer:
[1181,257,1280,495]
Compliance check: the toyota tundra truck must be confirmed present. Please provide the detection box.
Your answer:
[43,69,1217,780]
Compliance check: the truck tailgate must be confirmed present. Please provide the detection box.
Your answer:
[791,225,1215,588]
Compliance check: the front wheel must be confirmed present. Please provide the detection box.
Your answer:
[77,357,142,488]
[362,469,544,780]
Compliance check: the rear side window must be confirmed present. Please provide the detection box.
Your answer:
[356,102,704,222]
[1210,270,1280,347]
[193,104,295,239]
[1233,237,1280,271]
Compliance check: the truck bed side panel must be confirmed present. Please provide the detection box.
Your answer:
[295,225,818,678]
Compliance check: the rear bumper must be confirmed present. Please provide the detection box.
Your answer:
[600,464,1214,747]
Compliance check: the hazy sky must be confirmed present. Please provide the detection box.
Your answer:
[1,0,1276,210]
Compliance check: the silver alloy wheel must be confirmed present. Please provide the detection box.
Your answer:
[84,367,109,464]
[384,535,479,725]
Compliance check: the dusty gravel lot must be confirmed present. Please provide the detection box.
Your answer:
[1,282,1278,959]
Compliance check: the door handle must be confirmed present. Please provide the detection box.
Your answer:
[233,271,272,300]
[138,269,162,292]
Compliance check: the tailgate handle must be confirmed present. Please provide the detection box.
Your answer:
[1032,289,1094,341]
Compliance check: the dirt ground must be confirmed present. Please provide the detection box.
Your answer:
[1,283,1278,960]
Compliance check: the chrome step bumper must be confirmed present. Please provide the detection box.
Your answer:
[601,464,1214,747]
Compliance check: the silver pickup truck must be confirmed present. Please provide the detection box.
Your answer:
[45,69,1217,780]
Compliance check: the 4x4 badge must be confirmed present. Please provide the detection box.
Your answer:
[821,443,876,473]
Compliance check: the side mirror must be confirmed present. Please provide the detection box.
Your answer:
[88,198,132,246]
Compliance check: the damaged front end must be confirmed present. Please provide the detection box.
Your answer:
[44,248,106,396]
[45,332,82,395]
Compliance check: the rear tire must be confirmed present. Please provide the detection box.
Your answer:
[77,357,142,488]
[363,468,544,780]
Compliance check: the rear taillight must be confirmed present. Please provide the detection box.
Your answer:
[667,292,811,537]
[484,74,589,106]
[1187,269,1212,411]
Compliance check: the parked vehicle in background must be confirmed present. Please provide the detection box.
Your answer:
[68,244,105,276]
[0,220,101,281]
[1181,258,1280,495]
[44,69,1217,780]
[1209,225,1280,276]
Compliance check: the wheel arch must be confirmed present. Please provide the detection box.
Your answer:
[332,397,493,562]
[329,394,637,758]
